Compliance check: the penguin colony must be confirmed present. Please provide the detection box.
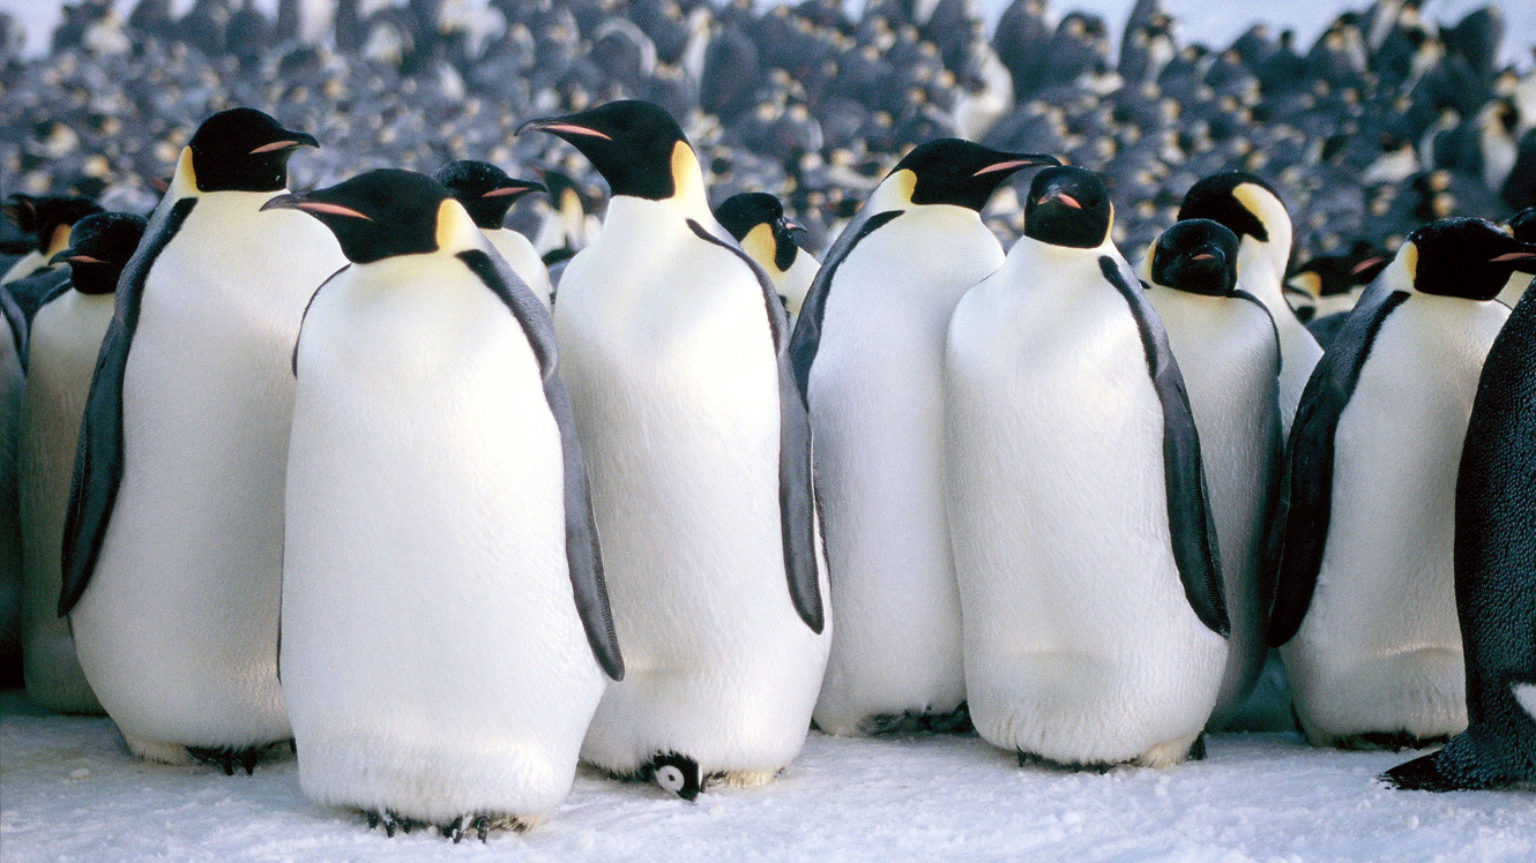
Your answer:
[0,0,1534,843]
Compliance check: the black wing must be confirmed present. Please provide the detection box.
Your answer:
[1104,257,1229,636]
[1268,283,1410,646]
[458,248,624,680]
[59,198,197,616]
[1,281,27,366]
[788,209,903,407]
[686,220,823,634]
[1232,289,1287,614]
[2,267,71,370]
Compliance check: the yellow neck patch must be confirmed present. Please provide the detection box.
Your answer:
[670,141,707,207]
[741,223,779,273]
[171,146,200,197]
[45,224,72,258]
[435,198,484,254]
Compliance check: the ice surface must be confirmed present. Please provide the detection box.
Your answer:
[3,692,1532,862]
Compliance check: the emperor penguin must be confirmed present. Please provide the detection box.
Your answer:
[1,195,104,287]
[1144,219,1282,731]
[1495,207,1535,308]
[1177,172,1322,438]
[59,107,345,772]
[19,212,145,715]
[1385,265,1536,792]
[792,140,1059,737]
[1270,219,1534,750]
[519,100,830,798]
[945,166,1230,769]
[713,192,819,327]
[434,160,554,310]
[267,170,622,839]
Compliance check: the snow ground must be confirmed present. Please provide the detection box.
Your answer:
[2,692,1532,862]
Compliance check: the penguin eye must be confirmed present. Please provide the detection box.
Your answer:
[656,765,685,793]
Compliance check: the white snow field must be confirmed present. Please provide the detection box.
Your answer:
[2,692,1532,862]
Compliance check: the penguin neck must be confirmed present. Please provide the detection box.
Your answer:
[1003,233,1121,281]
[1236,236,1288,307]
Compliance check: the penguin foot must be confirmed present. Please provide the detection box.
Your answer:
[1016,749,1117,774]
[926,703,974,735]
[364,809,429,838]
[1380,733,1536,792]
[187,744,271,776]
[438,813,535,842]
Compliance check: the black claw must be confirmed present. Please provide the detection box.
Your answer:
[365,811,380,830]
[476,816,490,843]
[441,816,465,843]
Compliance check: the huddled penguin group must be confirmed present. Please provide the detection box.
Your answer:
[2,0,1536,843]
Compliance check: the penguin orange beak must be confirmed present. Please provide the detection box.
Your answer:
[482,180,547,199]
[261,193,372,220]
[250,131,320,155]
[973,154,1061,177]
[1039,190,1083,210]
[517,119,612,141]
[1493,250,1536,273]
[49,249,102,265]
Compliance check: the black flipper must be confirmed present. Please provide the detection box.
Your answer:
[1268,284,1410,647]
[0,282,26,367]
[457,249,623,680]
[58,198,196,617]
[685,220,823,633]
[1232,289,1287,618]
[1102,257,1228,636]
[788,209,903,407]
[1381,730,1532,791]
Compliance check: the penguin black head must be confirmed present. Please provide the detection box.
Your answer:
[1176,171,1285,245]
[1509,207,1536,244]
[183,107,319,194]
[262,169,474,265]
[4,194,105,256]
[519,100,695,202]
[433,160,547,230]
[1403,218,1536,301]
[48,211,147,295]
[715,192,805,272]
[1023,166,1112,249]
[885,140,1061,212]
[650,753,702,802]
[1151,219,1241,296]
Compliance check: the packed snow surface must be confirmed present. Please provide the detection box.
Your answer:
[2,693,1532,862]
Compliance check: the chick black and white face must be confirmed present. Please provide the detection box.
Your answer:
[1151,219,1240,296]
[434,160,547,230]
[890,139,1061,212]
[520,100,691,201]
[1023,166,1112,249]
[1406,217,1536,300]
[1176,171,1283,245]
[651,752,702,801]
[185,107,319,194]
[262,168,455,264]
[51,211,147,295]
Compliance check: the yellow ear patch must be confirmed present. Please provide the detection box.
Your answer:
[1231,183,1272,224]
[741,223,778,272]
[1403,241,1419,285]
[1292,271,1323,299]
[670,141,705,204]
[46,224,72,258]
[887,169,918,205]
[435,198,484,253]
[171,146,199,196]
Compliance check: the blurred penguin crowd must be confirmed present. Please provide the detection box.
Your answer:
[1,0,1533,266]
